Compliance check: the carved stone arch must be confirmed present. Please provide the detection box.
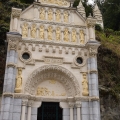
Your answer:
[25,65,80,97]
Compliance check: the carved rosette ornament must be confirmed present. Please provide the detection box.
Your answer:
[8,40,18,50]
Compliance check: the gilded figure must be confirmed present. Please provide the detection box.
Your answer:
[56,10,61,22]
[40,25,44,39]
[82,73,89,96]
[40,8,45,20]
[80,30,85,44]
[48,9,53,21]
[72,29,76,42]
[22,23,28,38]
[64,28,69,41]
[64,11,69,22]
[48,26,52,40]
[56,27,61,40]
[15,68,22,93]
[31,24,36,38]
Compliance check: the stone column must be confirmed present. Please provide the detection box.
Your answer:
[69,102,74,120]
[86,41,101,120]
[86,15,96,41]
[75,101,81,120]
[21,100,27,120]
[12,8,22,32]
[27,101,33,120]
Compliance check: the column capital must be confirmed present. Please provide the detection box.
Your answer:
[86,15,96,28]
[12,7,22,18]
[22,100,28,106]
[75,101,81,108]
[7,32,22,51]
[28,100,33,107]
[68,102,74,108]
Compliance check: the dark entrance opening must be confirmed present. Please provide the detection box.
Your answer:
[37,102,62,120]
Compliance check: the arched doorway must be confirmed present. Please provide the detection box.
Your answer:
[37,102,62,120]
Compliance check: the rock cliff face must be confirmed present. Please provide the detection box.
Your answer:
[0,0,120,120]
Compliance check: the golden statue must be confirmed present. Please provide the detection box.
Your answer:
[82,73,89,96]
[40,8,45,20]
[64,28,69,42]
[64,11,69,23]
[72,29,76,42]
[31,24,36,38]
[15,68,22,93]
[48,9,53,21]
[40,25,44,39]
[56,27,61,40]
[22,23,28,38]
[80,30,85,44]
[48,26,52,40]
[56,10,61,22]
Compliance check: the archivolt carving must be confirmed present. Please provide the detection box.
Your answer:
[25,65,80,97]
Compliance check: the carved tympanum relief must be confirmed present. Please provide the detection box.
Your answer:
[80,30,85,44]
[31,24,36,38]
[36,80,67,97]
[40,8,45,20]
[15,68,22,93]
[82,73,89,96]
[22,23,28,38]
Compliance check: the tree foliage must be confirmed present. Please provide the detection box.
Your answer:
[98,0,120,31]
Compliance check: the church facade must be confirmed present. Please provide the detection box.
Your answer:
[0,0,102,120]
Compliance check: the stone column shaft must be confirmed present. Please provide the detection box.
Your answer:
[21,100,27,120]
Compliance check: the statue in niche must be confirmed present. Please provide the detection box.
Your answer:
[31,24,36,38]
[82,73,89,96]
[15,68,22,93]
[48,9,53,21]
[56,27,61,40]
[64,28,69,42]
[72,29,76,42]
[48,26,52,40]
[56,10,61,22]
[64,11,69,22]
[80,30,85,44]
[22,23,28,38]
[40,8,45,20]
[40,25,44,39]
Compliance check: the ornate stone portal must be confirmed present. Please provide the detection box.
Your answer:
[0,1,102,120]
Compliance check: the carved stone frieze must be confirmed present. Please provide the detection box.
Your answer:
[25,65,80,97]
[20,18,86,29]
[44,56,63,65]
[3,93,13,97]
